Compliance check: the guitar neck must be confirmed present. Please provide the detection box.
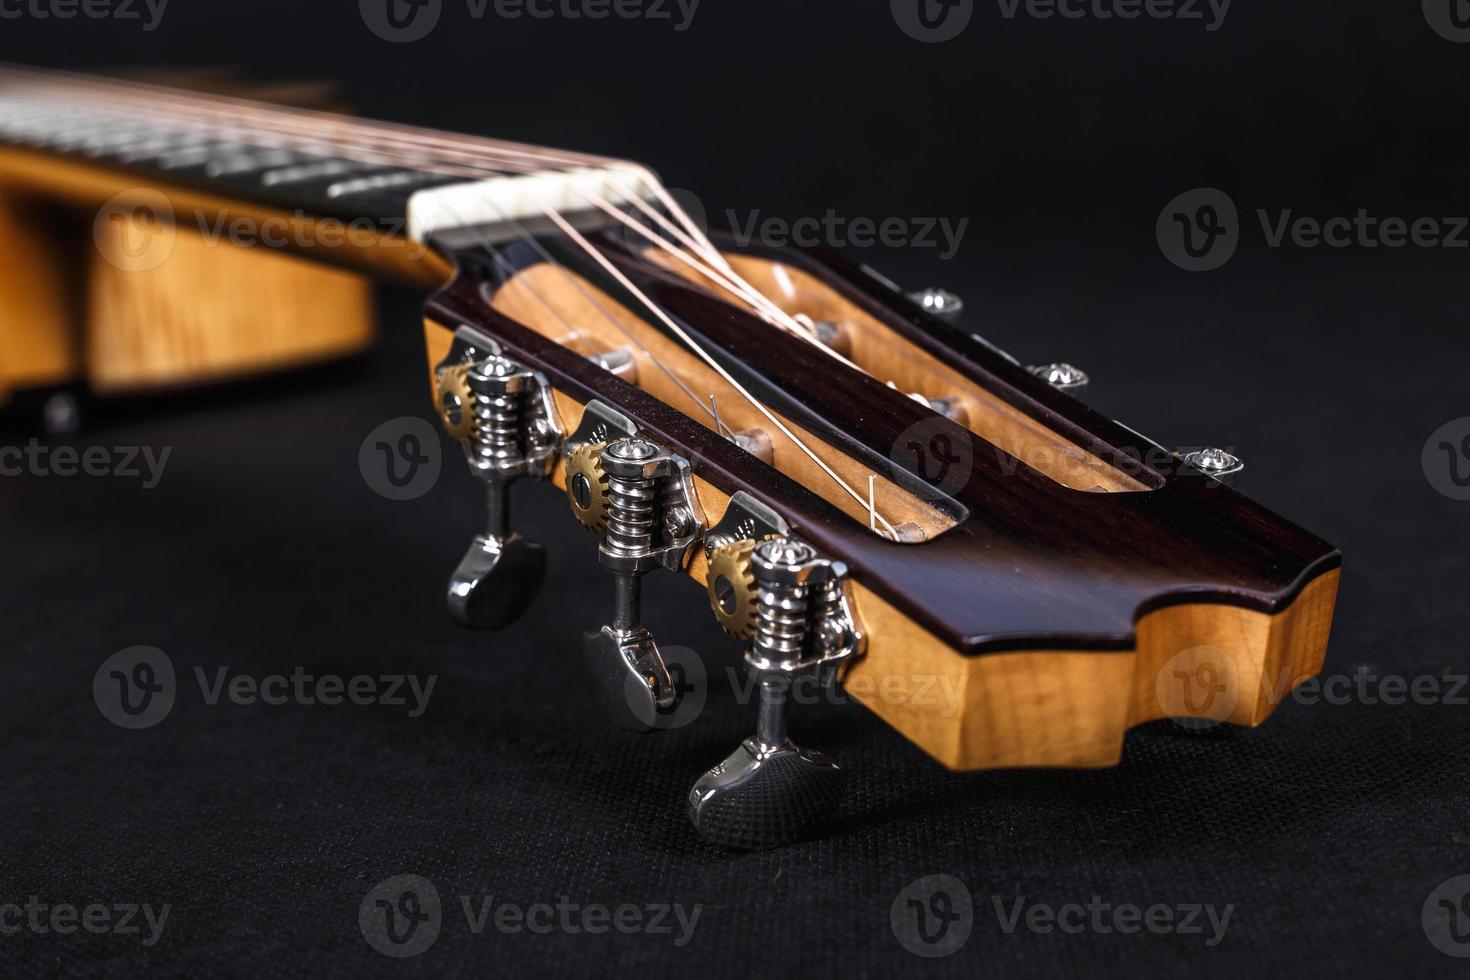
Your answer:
[0,69,444,227]
[0,64,635,276]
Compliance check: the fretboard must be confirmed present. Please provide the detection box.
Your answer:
[0,80,466,229]
[0,63,661,259]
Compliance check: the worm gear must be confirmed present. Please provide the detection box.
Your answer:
[565,441,610,532]
[705,539,760,638]
[434,362,476,441]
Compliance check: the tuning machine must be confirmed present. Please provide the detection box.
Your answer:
[565,402,706,732]
[690,533,864,850]
[433,326,562,630]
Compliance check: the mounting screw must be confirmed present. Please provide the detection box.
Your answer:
[907,287,963,322]
[1028,362,1090,392]
[663,506,694,541]
[1179,447,1244,484]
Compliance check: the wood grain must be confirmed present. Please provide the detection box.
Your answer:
[648,249,1149,493]
[486,262,955,538]
[0,193,78,403]
[88,212,374,392]
[0,146,453,396]
[425,310,1340,770]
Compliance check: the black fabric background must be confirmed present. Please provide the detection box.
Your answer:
[2,1,1469,976]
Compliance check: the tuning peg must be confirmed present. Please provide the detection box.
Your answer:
[433,346,561,630]
[445,482,546,631]
[689,537,863,850]
[577,435,704,731]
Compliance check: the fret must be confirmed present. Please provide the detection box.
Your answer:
[205,149,303,177]
[0,79,622,232]
[79,129,169,155]
[259,159,372,187]
[0,87,447,226]
[325,170,443,198]
[157,142,250,170]
[114,138,212,165]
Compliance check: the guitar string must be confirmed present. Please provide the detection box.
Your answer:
[544,208,900,538]
[0,68,899,535]
[0,67,809,337]
[0,68,831,352]
[408,177,896,533]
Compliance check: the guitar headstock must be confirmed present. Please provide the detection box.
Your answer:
[418,202,1340,849]
[0,63,1339,850]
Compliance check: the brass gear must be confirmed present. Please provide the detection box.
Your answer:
[705,539,760,638]
[565,442,610,532]
[434,362,476,441]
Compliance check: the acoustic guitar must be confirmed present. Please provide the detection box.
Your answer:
[0,64,1340,849]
